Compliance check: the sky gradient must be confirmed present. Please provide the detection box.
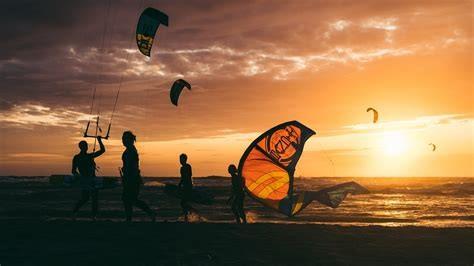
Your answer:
[0,0,472,177]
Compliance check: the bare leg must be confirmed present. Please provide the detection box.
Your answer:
[238,200,247,224]
[181,199,190,222]
[73,190,90,214]
[135,199,156,221]
[231,201,241,223]
[91,189,98,220]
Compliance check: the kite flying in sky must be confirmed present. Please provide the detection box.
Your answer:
[136,7,169,57]
[170,79,192,106]
[238,121,369,216]
[366,107,378,123]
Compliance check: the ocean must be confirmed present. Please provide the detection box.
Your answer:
[0,176,472,227]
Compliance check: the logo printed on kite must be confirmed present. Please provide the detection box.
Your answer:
[137,34,154,54]
[267,126,300,164]
[275,137,291,153]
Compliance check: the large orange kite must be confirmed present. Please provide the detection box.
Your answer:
[238,121,368,216]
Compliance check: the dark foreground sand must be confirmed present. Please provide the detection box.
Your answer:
[1,220,473,265]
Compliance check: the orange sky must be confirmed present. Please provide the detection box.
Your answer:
[0,0,472,177]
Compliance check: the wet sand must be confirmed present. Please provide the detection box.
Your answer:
[1,220,473,265]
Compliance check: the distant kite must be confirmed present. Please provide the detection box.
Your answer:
[170,79,191,106]
[429,143,436,151]
[136,7,169,57]
[366,107,378,123]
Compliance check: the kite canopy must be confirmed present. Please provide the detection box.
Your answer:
[238,121,369,216]
[136,7,169,57]
[238,121,315,216]
[170,79,191,106]
[429,143,436,151]
[366,107,378,123]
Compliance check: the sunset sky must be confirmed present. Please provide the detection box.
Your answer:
[0,0,472,177]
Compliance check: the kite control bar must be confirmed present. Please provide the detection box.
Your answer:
[83,116,111,140]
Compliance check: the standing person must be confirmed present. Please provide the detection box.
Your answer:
[72,136,105,220]
[121,131,155,222]
[228,164,247,224]
[178,153,193,222]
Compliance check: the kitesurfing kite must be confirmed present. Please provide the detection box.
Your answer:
[366,107,378,123]
[136,7,169,57]
[238,121,368,217]
[429,143,436,151]
[170,79,191,106]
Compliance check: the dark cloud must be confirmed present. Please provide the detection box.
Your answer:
[0,0,471,130]
[0,99,14,110]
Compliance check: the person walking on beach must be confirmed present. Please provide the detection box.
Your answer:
[72,136,105,220]
[178,153,194,222]
[227,164,247,224]
[121,131,156,222]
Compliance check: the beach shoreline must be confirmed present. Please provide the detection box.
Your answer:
[1,176,473,265]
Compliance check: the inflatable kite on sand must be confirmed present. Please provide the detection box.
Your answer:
[238,121,368,216]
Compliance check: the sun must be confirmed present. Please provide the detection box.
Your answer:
[380,131,408,156]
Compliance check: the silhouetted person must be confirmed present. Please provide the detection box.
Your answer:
[228,164,246,224]
[72,136,105,220]
[178,153,193,222]
[121,131,155,222]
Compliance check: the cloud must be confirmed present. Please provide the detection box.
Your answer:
[342,114,471,133]
[6,153,66,159]
[0,99,14,110]
[361,17,398,43]
[362,17,398,31]
[324,20,352,39]
[0,0,470,108]
[0,103,91,129]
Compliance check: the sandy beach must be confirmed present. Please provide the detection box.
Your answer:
[1,220,473,265]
